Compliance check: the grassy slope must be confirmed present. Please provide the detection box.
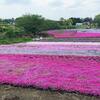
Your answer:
[0,37,33,44]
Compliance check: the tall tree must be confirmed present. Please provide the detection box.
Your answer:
[69,17,83,25]
[94,14,100,28]
[83,17,93,23]
[15,14,45,36]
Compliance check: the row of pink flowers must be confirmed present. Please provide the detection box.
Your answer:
[0,43,100,51]
[47,30,100,38]
[0,54,100,96]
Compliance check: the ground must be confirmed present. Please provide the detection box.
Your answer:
[0,85,100,100]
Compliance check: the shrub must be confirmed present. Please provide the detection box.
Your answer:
[5,26,25,38]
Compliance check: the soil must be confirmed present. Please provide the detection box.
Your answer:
[0,85,100,100]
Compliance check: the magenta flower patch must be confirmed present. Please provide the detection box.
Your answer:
[47,30,100,38]
[0,54,100,96]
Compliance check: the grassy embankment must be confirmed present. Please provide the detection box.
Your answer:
[0,37,33,44]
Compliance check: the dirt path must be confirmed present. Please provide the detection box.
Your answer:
[0,85,100,100]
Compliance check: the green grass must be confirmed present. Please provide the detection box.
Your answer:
[0,37,33,44]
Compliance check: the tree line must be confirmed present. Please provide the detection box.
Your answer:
[0,14,100,39]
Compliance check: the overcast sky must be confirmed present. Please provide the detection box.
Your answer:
[0,0,100,20]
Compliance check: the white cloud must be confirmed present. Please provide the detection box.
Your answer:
[0,0,99,20]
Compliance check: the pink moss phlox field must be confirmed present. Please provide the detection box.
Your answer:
[0,54,100,96]
[0,44,100,51]
[47,30,100,38]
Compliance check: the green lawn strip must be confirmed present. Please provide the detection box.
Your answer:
[0,37,33,44]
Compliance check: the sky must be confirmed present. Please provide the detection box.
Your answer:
[0,0,100,20]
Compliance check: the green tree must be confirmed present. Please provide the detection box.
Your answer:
[83,17,93,23]
[42,20,61,30]
[5,26,25,38]
[94,14,100,28]
[65,19,74,29]
[59,18,76,29]
[15,14,45,36]
[3,18,15,24]
[69,17,83,25]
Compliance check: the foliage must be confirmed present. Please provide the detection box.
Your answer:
[0,14,100,44]
[15,15,45,35]
[94,14,100,28]
[5,26,25,38]
[69,17,83,25]
[83,17,93,23]
[42,20,61,30]
[0,37,32,44]
[59,18,74,29]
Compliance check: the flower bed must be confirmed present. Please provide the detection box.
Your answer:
[1,43,100,51]
[0,54,100,96]
[47,30,100,38]
[0,43,100,56]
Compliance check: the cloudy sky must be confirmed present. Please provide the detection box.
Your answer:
[0,0,100,20]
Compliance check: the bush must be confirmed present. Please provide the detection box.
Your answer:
[5,26,25,38]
